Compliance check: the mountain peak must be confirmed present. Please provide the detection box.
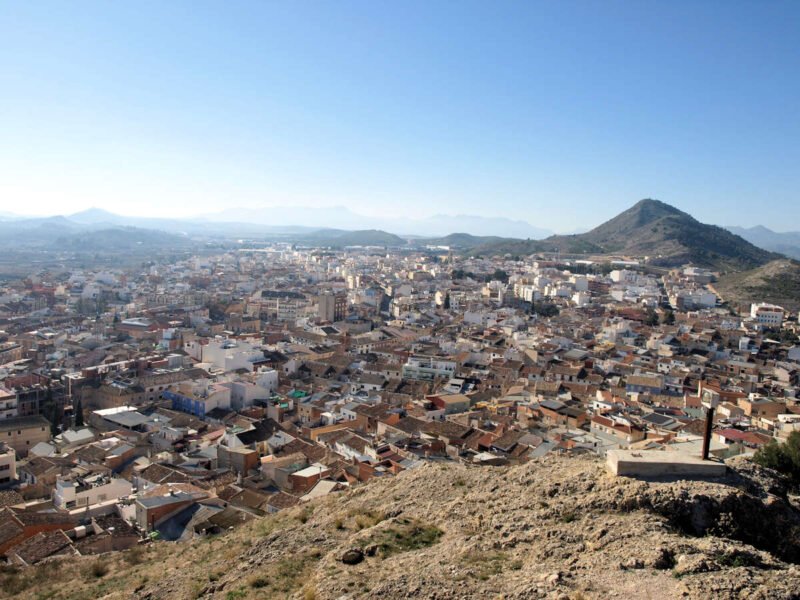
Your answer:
[585,199,691,242]
[70,207,117,218]
[68,207,125,225]
[470,198,776,271]
[625,198,686,221]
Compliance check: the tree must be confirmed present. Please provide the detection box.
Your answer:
[42,386,60,436]
[443,293,451,310]
[753,431,800,490]
[534,302,559,318]
[644,308,659,327]
[662,309,676,325]
[74,396,85,428]
[492,269,509,283]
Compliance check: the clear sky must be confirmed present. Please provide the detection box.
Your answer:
[1,1,798,232]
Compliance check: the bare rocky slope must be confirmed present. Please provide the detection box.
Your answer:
[715,258,800,313]
[3,454,800,600]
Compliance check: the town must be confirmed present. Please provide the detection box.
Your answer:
[1,239,797,567]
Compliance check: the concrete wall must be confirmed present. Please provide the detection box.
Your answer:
[606,449,727,478]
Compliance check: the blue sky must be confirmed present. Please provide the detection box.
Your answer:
[1,1,798,232]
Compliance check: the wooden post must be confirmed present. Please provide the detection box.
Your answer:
[702,405,715,460]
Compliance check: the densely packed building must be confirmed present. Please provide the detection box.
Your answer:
[0,243,798,563]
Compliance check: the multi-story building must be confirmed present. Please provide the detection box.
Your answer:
[201,338,264,373]
[0,342,23,364]
[53,475,133,509]
[318,291,347,322]
[402,355,457,381]
[164,381,231,419]
[750,303,784,327]
[0,387,18,420]
[256,290,307,322]
[0,416,51,457]
[10,381,50,417]
[0,442,16,487]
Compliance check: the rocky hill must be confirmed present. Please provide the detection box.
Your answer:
[416,232,512,249]
[297,229,407,248]
[473,199,778,271]
[3,454,799,599]
[715,258,800,313]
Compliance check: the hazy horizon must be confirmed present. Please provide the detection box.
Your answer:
[6,200,800,237]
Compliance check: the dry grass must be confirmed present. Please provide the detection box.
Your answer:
[240,549,323,597]
[348,508,387,531]
[460,549,509,581]
[357,517,443,559]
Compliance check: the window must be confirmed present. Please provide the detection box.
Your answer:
[0,464,9,471]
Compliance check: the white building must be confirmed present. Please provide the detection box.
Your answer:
[54,475,132,509]
[202,338,264,373]
[256,367,279,394]
[570,275,589,292]
[221,369,278,411]
[0,387,17,420]
[610,270,637,284]
[572,291,591,307]
[750,303,784,327]
[402,355,457,381]
[0,443,16,487]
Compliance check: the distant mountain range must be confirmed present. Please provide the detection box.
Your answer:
[470,199,777,272]
[0,215,194,251]
[0,210,514,251]
[0,206,551,239]
[725,225,800,260]
[295,229,407,248]
[0,201,789,274]
[199,206,552,239]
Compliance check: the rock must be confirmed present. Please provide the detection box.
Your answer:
[363,544,379,557]
[546,572,562,585]
[652,547,676,570]
[620,558,645,570]
[674,554,718,576]
[340,548,364,565]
